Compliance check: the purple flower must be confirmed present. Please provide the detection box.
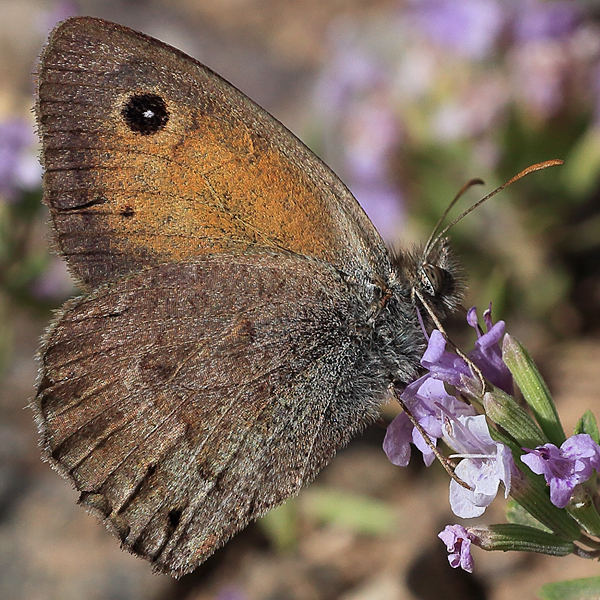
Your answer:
[418,305,512,397]
[410,0,506,60]
[383,411,414,467]
[446,414,514,518]
[521,434,600,508]
[467,305,513,394]
[438,524,475,573]
[421,330,478,393]
[384,375,476,467]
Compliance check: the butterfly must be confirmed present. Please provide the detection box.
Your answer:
[34,16,464,577]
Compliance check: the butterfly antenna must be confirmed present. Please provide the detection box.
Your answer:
[423,177,485,259]
[423,159,564,263]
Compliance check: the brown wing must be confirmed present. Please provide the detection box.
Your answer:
[36,17,390,290]
[34,253,388,576]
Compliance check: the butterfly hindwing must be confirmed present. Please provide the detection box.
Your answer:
[34,252,389,576]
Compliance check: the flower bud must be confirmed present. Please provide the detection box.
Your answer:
[483,389,548,448]
[502,334,565,446]
[470,524,574,556]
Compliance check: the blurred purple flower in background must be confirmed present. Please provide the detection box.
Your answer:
[342,98,404,240]
[313,30,405,240]
[0,119,40,203]
[311,0,600,217]
[314,43,387,120]
[409,0,505,60]
[1,2,79,207]
[508,1,588,120]
[0,0,80,307]
[513,0,583,42]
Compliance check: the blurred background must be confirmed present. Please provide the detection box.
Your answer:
[2,0,600,598]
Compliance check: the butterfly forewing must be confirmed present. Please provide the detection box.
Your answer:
[36,17,390,290]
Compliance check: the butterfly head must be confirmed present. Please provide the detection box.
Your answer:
[391,238,465,324]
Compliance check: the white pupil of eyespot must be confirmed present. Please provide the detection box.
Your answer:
[143,109,155,119]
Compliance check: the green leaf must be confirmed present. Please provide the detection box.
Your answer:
[510,469,581,542]
[502,334,566,445]
[566,483,600,538]
[538,576,600,600]
[574,410,600,444]
[563,125,600,197]
[505,499,552,532]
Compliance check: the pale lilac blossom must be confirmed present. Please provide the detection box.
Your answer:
[438,524,475,572]
[467,305,513,394]
[382,411,414,468]
[383,375,476,467]
[420,329,474,391]
[521,434,600,508]
[384,305,513,472]
[445,414,514,518]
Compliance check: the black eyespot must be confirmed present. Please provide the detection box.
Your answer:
[122,93,169,135]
